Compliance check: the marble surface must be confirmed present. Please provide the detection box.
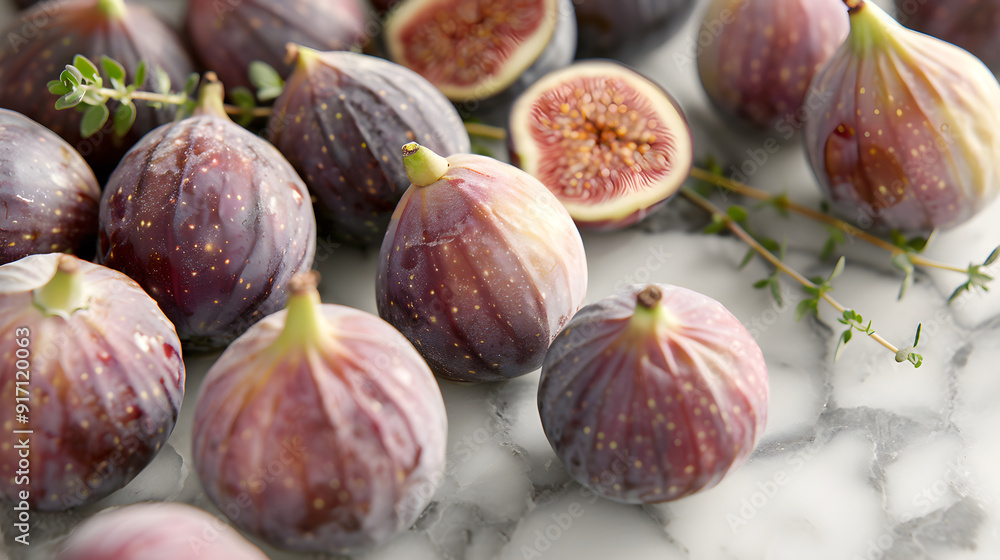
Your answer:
[3,0,1000,559]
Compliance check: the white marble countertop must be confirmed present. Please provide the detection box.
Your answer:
[3,0,1000,558]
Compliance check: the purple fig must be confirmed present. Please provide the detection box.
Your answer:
[97,76,317,349]
[185,0,371,92]
[193,273,447,555]
[804,0,1000,233]
[894,0,1000,75]
[0,0,196,178]
[376,143,588,383]
[538,284,769,504]
[508,60,693,230]
[0,109,101,265]
[697,0,849,129]
[268,45,471,246]
[0,253,184,511]
[574,0,696,61]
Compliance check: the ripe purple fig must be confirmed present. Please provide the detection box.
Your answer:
[185,0,371,92]
[697,0,849,129]
[508,60,693,230]
[268,45,471,246]
[804,0,1000,233]
[54,502,269,560]
[573,0,695,60]
[383,0,576,104]
[0,0,196,178]
[894,0,1000,75]
[193,273,447,554]
[0,253,184,511]
[97,76,316,349]
[376,143,588,383]
[538,284,768,504]
[0,109,101,265]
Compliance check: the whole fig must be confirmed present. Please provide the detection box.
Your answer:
[538,284,768,504]
[0,109,101,265]
[804,0,1000,233]
[894,0,1000,75]
[268,46,470,246]
[193,273,447,554]
[0,254,184,511]
[697,0,849,129]
[574,0,695,61]
[376,143,588,383]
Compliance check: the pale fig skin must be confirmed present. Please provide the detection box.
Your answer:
[268,49,471,246]
[54,502,269,560]
[697,0,849,129]
[192,300,447,554]
[894,0,1000,75]
[98,99,317,349]
[538,284,768,504]
[804,0,1000,233]
[0,254,184,511]
[376,150,588,383]
[0,109,101,265]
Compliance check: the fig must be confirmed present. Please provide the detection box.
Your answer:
[0,109,101,265]
[192,273,447,554]
[573,0,696,60]
[383,0,577,105]
[376,143,588,383]
[508,60,693,230]
[97,76,317,349]
[537,284,769,504]
[894,0,1000,75]
[268,45,471,246]
[697,0,850,129]
[0,0,196,178]
[185,0,371,92]
[0,253,184,511]
[803,0,1000,234]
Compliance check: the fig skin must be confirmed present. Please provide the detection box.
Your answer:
[573,0,696,61]
[0,109,101,265]
[54,502,269,560]
[193,274,447,555]
[508,60,694,230]
[538,284,769,504]
[894,0,1000,75]
[0,0,196,179]
[268,46,471,246]
[697,0,849,129]
[804,0,1000,234]
[185,0,372,92]
[0,254,185,511]
[377,143,588,383]
[97,78,317,349]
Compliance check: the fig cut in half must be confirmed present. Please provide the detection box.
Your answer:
[509,60,693,230]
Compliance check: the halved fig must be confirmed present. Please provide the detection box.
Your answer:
[508,60,693,230]
[383,0,576,104]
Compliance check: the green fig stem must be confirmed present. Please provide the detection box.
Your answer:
[844,0,897,52]
[629,285,680,333]
[271,272,329,353]
[34,256,88,316]
[97,0,127,18]
[193,72,229,119]
[403,143,450,187]
[680,185,914,362]
[286,43,320,69]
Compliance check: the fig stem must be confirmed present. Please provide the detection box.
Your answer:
[680,185,908,359]
[272,272,328,352]
[402,143,449,187]
[34,255,88,316]
[97,0,127,18]
[688,167,967,274]
[193,72,229,119]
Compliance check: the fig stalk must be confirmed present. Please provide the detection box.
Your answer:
[630,286,680,333]
[192,73,228,118]
[271,273,329,352]
[402,143,450,187]
[97,0,127,18]
[34,256,88,316]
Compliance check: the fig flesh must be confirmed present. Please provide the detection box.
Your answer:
[697,0,849,129]
[894,0,1000,75]
[0,0,196,178]
[383,0,576,104]
[508,60,693,230]
[98,78,317,349]
[0,254,185,511]
[54,502,269,560]
[0,109,101,265]
[376,143,588,383]
[804,0,1000,233]
[573,0,696,61]
[268,46,471,246]
[537,284,769,504]
[185,0,371,92]
[192,273,447,554]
